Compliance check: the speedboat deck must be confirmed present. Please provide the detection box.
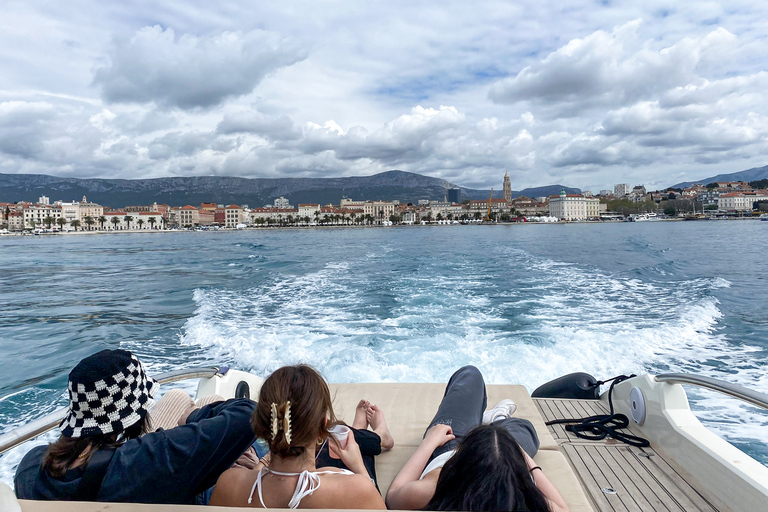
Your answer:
[535,397,719,512]
[5,369,768,512]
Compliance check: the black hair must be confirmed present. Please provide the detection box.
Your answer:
[424,424,551,511]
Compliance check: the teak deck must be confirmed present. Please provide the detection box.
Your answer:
[534,398,721,512]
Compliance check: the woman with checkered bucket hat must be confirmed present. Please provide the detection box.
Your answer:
[14,349,257,504]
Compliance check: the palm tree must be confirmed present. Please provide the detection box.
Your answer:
[56,217,67,230]
[98,215,107,230]
[84,216,95,231]
[287,215,294,225]
[123,215,133,230]
[29,219,37,231]
[137,218,145,230]
[147,217,156,230]
[350,213,357,225]
[71,220,81,231]
[111,216,120,230]
[43,216,54,229]
[313,211,320,224]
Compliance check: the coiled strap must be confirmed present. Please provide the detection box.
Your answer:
[545,375,650,448]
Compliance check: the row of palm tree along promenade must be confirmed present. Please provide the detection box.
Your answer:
[3,177,768,233]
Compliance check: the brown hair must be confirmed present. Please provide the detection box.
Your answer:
[251,365,336,459]
[42,417,150,478]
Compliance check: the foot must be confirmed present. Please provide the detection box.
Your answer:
[483,399,517,424]
[352,399,370,429]
[366,404,395,451]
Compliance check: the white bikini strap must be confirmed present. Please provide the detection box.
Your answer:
[248,468,353,508]
[247,466,268,507]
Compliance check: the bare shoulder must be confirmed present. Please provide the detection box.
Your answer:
[311,472,385,509]
[210,467,258,506]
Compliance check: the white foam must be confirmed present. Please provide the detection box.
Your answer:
[178,251,767,462]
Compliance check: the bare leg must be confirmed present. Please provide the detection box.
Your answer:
[352,399,370,429]
[367,404,395,450]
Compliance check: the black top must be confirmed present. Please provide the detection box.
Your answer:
[14,398,256,504]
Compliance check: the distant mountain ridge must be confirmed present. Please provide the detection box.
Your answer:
[670,164,768,189]
[0,171,580,208]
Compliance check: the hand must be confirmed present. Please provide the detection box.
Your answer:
[424,424,455,449]
[231,446,259,470]
[328,433,367,475]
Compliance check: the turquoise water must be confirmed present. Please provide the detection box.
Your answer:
[1,221,767,483]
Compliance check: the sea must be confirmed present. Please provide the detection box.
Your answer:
[1,221,767,486]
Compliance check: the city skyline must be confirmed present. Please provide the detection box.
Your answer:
[2,2,768,192]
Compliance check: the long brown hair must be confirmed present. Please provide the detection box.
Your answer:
[42,417,150,477]
[251,365,336,459]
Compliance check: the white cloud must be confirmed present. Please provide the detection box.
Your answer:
[93,26,306,109]
[3,2,768,192]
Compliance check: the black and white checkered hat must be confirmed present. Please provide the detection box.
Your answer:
[59,349,159,438]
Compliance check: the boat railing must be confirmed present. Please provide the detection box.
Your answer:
[655,373,768,410]
[0,366,220,455]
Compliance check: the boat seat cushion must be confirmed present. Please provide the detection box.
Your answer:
[329,383,558,451]
[19,450,594,512]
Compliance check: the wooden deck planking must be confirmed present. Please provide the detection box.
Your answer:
[537,398,720,512]
[562,444,720,512]
[631,446,719,512]
[535,398,644,444]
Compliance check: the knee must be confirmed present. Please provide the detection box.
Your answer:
[454,365,482,380]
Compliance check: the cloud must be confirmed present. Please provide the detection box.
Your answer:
[0,101,56,158]
[488,20,738,115]
[93,26,306,109]
[217,111,301,140]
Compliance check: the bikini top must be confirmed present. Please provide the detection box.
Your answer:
[248,466,355,509]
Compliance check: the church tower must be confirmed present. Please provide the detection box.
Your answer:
[503,171,512,204]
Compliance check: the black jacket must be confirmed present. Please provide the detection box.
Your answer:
[14,398,256,504]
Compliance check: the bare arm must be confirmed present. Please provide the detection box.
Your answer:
[524,452,570,512]
[385,424,455,510]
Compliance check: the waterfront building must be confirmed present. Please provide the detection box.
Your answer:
[510,196,548,217]
[503,172,512,204]
[614,184,631,197]
[214,208,225,225]
[340,198,367,208]
[103,211,129,230]
[274,196,291,209]
[298,204,321,220]
[468,198,507,216]
[58,201,81,227]
[363,201,395,224]
[585,197,605,219]
[78,197,104,224]
[698,189,720,206]
[7,210,24,230]
[224,205,245,228]
[250,207,299,225]
[137,211,164,229]
[125,202,166,219]
[549,189,589,221]
[717,191,768,212]
[23,204,62,229]
[200,202,217,213]
[171,205,205,227]
[447,188,461,204]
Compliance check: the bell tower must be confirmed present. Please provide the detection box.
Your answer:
[503,171,512,204]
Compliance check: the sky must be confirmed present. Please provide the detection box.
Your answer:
[1,1,768,192]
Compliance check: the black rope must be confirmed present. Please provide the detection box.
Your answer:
[545,374,650,448]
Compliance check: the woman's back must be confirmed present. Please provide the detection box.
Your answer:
[212,465,383,509]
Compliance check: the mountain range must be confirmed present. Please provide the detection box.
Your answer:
[669,164,768,189]
[0,171,579,208]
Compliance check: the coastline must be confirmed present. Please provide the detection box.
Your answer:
[1,215,763,238]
